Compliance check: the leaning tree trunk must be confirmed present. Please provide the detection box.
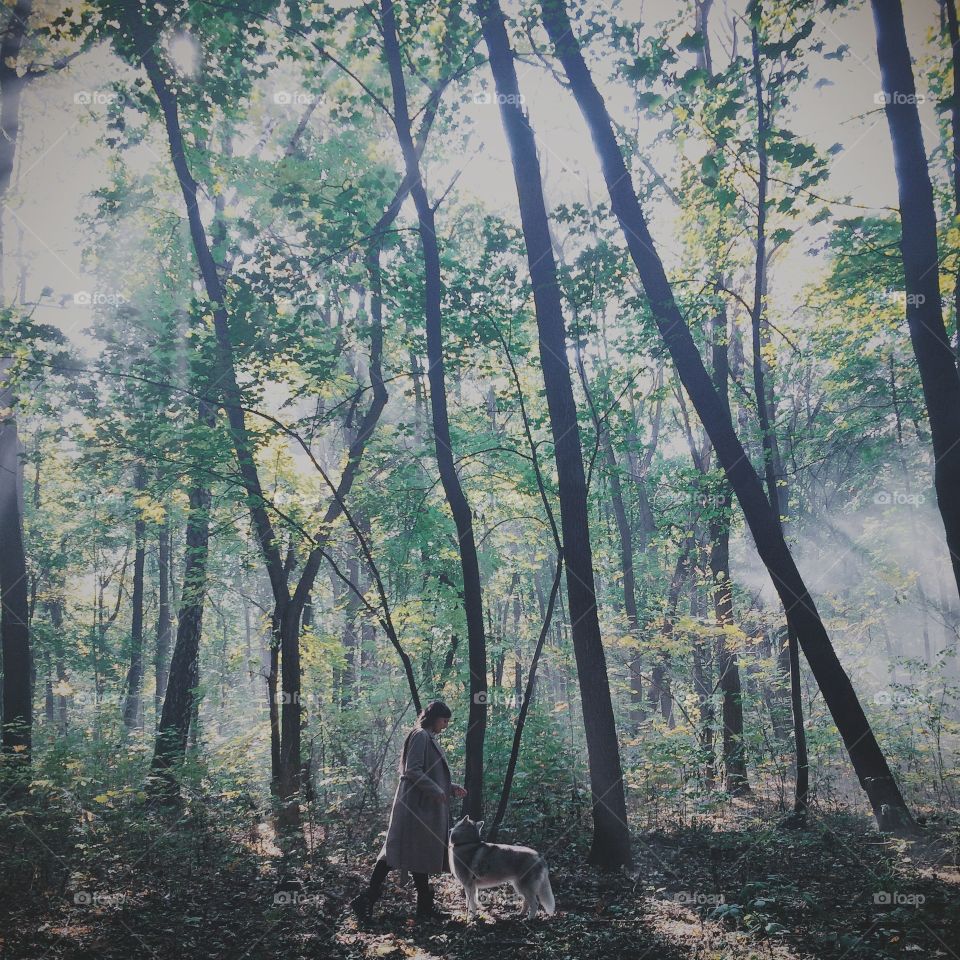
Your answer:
[382,0,487,817]
[871,0,960,603]
[542,0,914,833]
[122,463,147,728]
[944,0,960,361]
[477,0,631,866]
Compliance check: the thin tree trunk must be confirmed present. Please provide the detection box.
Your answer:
[478,0,631,866]
[46,597,68,733]
[123,463,147,728]
[690,577,715,788]
[710,524,749,794]
[488,555,563,841]
[542,0,915,832]
[651,540,694,728]
[749,20,807,817]
[150,442,212,787]
[872,0,960,603]
[707,300,750,793]
[0,358,30,756]
[155,519,172,719]
[0,0,32,761]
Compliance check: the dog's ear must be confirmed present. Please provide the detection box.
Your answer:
[476,820,485,834]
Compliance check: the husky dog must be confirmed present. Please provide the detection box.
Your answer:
[448,816,556,920]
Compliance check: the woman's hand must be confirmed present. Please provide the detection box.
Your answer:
[451,784,467,799]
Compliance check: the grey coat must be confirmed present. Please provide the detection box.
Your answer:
[382,727,452,874]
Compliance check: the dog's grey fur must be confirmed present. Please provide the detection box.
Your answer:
[448,816,556,919]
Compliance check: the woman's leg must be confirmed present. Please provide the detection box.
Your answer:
[351,856,391,919]
[367,857,391,901]
[412,872,434,918]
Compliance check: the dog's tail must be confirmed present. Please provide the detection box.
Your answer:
[537,860,556,915]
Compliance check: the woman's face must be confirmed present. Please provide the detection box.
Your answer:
[433,716,450,733]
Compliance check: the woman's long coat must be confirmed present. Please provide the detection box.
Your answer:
[381,726,452,874]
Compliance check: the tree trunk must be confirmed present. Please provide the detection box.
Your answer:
[707,301,750,794]
[0,358,30,757]
[0,0,32,761]
[542,0,915,832]
[46,598,68,734]
[155,519,172,719]
[872,0,960,602]
[710,523,750,794]
[478,0,631,866]
[602,434,644,724]
[651,540,694,728]
[381,0,487,818]
[150,457,212,785]
[749,21,807,817]
[690,579,715,788]
[943,0,960,360]
[488,555,563,841]
[122,463,147,728]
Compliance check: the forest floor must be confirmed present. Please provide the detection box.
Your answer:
[1,795,958,960]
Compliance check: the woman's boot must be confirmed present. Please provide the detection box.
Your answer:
[352,857,390,921]
[414,884,435,921]
[414,875,446,922]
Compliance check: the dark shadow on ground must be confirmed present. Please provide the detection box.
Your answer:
[2,791,957,960]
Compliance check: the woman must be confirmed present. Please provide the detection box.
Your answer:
[352,700,467,921]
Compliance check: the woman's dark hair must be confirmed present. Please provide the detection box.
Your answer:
[400,700,453,769]
[417,700,452,729]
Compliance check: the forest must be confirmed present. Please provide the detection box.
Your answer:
[0,0,958,957]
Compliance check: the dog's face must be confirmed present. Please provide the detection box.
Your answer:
[450,815,483,844]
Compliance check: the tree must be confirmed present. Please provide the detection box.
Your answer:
[541,0,915,833]
[121,463,147,728]
[0,0,34,760]
[477,0,631,867]
[871,0,960,606]
[380,0,488,818]
[747,3,808,818]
